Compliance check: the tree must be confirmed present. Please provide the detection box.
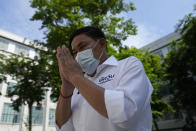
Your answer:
[30,1,173,130]
[164,9,196,115]
[113,47,173,130]
[30,0,137,100]
[0,52,50,131]
[0,54,6,86]
[0,54,6,96]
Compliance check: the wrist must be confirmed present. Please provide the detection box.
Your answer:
[70,74,84,86]
[61,85,74,96]
[60,91,73,99]
[62,82,74,89]
[62,80,72,87]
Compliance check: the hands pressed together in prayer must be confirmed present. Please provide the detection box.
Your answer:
[56,45,83,94]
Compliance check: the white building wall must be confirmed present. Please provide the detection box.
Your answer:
[0,29,56,131]
[0,124,20,131]
[19,104,25,131]
[7,43,15,53]
[0,82,56,131]
[42,89,50,131]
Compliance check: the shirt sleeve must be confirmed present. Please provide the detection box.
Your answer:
[55,117,74,131]
[104,56,153,128]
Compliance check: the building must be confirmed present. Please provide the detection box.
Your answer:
[0,29,56,131]
[141,31,181,60]
[142,31,186,130]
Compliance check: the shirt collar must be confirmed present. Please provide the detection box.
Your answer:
[95,56,118,75]
[84,56,118,78]
[101,55,118,66]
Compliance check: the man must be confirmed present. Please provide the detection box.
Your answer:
[55,26,153,131]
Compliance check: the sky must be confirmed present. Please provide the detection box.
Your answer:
[0,0,195,48]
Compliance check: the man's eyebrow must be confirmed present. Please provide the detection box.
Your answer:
[72,41,87,52]
[78,41,87,47]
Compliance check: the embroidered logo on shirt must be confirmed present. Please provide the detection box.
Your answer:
[98,74,115,84]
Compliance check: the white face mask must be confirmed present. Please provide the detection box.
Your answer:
[75,42,104,74]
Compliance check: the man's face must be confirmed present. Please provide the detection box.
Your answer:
[71,34,104,59]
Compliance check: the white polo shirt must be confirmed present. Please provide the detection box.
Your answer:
[55,56,153,131]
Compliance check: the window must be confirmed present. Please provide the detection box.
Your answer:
[14,43,30,56]
[6,82,16,95]
[161,111,183,121]
[50,96,57,103]
[29,50,36,59]
[0,103,21,123]
[186,109,196,116]
[28,106,43,125]
[159,86,171,97]
[167,46,173,52]
[153,49,164,60]
[0,37,9,51]
[49,109,55,125]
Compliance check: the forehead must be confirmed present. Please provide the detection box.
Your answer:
[71,34,94,50]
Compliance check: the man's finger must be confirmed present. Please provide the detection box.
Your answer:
[61,45,72,64]
[56,48,61,58]
[56,47,66,67]
[62,45,71,57]
[57,47,64,59]
[57,46,61,54]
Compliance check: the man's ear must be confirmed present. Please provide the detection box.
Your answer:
[99,38,107,48]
